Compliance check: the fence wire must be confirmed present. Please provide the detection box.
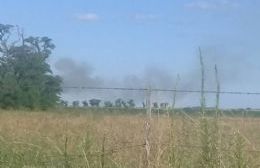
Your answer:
[63,86,260,95]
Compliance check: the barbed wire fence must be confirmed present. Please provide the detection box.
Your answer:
[61,86,260,111]
[63,86,260,95]
[55,85,260,165]
[2,86,260,166]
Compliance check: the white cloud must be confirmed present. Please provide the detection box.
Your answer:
[185,0,240,10]
[75,13,99,21]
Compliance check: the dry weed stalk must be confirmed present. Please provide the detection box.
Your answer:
[172,74,181,114]
[144,120,151,168]
[199,47,206,117]
[215,64,221,118]
[100,135,106,168]
[144,86,152,168]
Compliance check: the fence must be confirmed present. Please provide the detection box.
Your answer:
[2,85,260,167]
[61,86,260,110]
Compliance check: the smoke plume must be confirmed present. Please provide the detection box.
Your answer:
[54,47,260,108]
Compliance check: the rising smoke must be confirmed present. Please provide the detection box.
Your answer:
[54,46,260,108]
[54,57,182,106]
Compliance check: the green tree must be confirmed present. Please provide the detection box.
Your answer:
[82,100,89,107]
[0,23,62,109]
[115,98,123,108]
[89,99,101,107]
[72,101,80,108]
[127,99,135,108]
[104,101,113,107]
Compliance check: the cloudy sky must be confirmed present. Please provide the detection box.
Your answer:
[1,0,260,108]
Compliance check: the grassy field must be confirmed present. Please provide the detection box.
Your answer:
[0,109,259,167]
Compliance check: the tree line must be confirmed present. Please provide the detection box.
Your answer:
[62,98,173,109]
[0,24,62,109]
[61,98,136,108]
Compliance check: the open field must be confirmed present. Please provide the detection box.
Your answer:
[0,109,259,167]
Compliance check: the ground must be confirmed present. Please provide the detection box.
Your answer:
[0,109,259,167]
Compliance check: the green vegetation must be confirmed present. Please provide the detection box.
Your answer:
[0,24,62,109]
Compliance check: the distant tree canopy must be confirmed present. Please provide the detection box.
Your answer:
[89,99,101,107]
[0,24,62,109]
[127,99,135,108]
[104,101,113,107]
[115,98,123,108]
[72,101,80,107]
[82,100,88,107]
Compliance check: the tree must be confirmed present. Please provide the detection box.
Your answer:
[82,100,88,107]
[121,100,128,108]
[72,101,80,108]
[160,103,169,109]
[115,98,123,108]
[153,102,159,109]
[104,101,113,107]
[60,100,68,107]
[127,99,135,108]
[89,99,101,107]
[0,23,62,109]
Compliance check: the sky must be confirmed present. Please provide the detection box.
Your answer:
[1,0,260,108]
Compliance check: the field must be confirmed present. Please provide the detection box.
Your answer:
[0,109,260,168]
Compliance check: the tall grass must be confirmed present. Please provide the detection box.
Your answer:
[0,110,259,167]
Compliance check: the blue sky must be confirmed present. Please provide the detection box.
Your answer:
[1,0,260,107]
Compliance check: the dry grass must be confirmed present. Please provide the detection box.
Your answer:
[0,109,259,167]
